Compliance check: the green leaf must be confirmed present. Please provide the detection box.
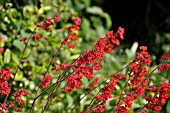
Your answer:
[66,94,73,107]
[86,6,104,15]
[130,42,138,57]
[82,76,88,87]
[111,56,122,71]
[0,54,4,67]
[12,52,19,64]
[166,99,170,112]
[13,39,25,51]
[103,13,112,29]
[4,49,11,64]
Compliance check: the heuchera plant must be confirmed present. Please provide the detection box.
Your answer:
[0,12,170,113]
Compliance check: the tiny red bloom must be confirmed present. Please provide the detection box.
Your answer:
[53,66,61,71]
[0,48,4,53]
[37,23,44,28]
[10,102,14,107]
[20,37,29,42]
[117,26,125,40]
[33,34,42,40]
[154,106,162,112]
[73,17,81,25]
[80,110,87,113]
[60,63,69,68]
[39,75,52,88]
[15,107,22,112]
[54,13,60,23]
[45,17,51,22]
[45,27,50,32]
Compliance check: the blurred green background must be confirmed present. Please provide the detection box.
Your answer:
[0,0,169,113]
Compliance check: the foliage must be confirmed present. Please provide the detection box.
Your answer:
[0,0,170,113]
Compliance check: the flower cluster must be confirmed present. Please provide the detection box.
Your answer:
[144,81,170,112]
[64,27,125,94]
[88,76,100,90]
[37,13,60,32]
[10,89,30,112]
[61,17,82,49]
[95,77,117,104]
[0,67,11,95]
[0,67,30,112]
[39,75,52,88]
[53,63,69,71]
[158,49,170,71]
[20,13,60,42]
[112,46,151,113]
[93,105,104,113]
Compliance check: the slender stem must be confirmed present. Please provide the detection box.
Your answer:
[49,85,65,112]
[69,64,129,113]
[113,66,158,113]
[133,66,158,95]
[85,90,101,111]
[114,71,133,110]
[3,26,38,104]
[40,54,83,112]
[29,44,63,113]
[44,44,63,75]
[41,70,75,113]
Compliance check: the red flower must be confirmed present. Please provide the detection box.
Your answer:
[73,17,81,25]
[45,27,50,32]
[80,110,87,113]
[33,34,42,40]
[60,63,69,68]
[93,105,104,113]
[0,48,4,53]
[45,17,51,22]
[37,23,44,28]
[20,37,29,42]
[117,26,125,40]
[39,75,52,88]
[10,102,14,107]
[54,13,60,23]
[15,107,22,112]
[154,106,162,112]
[53,66,61,71]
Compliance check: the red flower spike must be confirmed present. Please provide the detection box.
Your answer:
[64,74,82,92]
